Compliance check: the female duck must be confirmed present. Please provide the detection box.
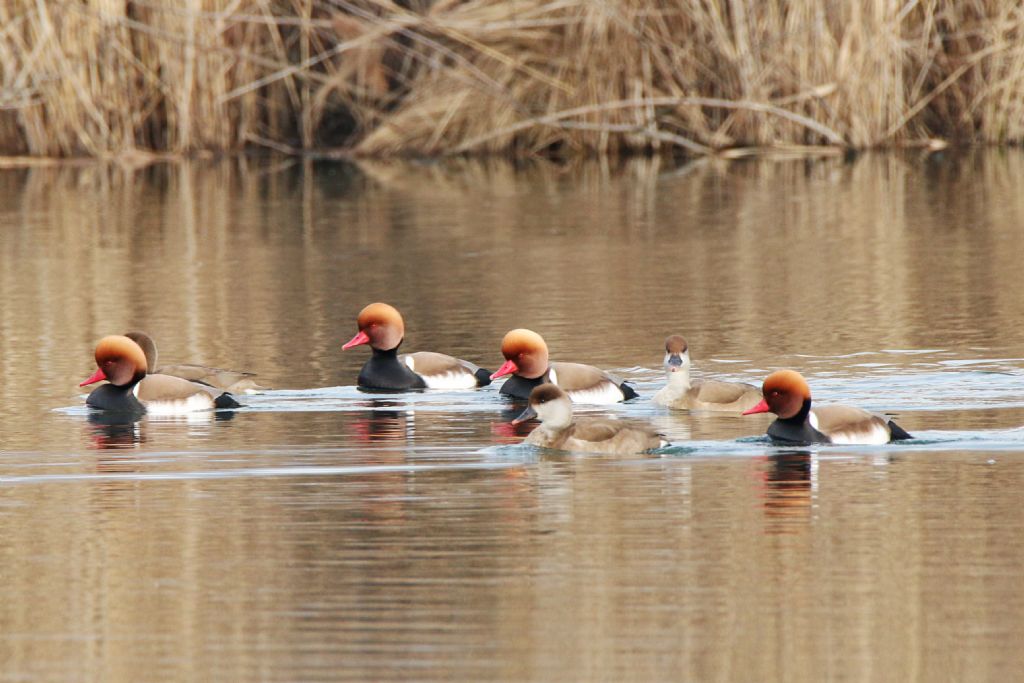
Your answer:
[491,328,637,403]
[513,384,665,454]
[342,303,491,390]
[124,331,264,394]
[652,335,762,412]
[742,369,912,445]
[80,335,239,414]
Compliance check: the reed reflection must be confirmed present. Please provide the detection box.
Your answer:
[6,153,1024,682]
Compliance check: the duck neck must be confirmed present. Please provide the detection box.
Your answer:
[358,346,426,390]
[662,365,693,398]
[499,369,550,399]
[768,399,828,445]
[539,399,574,432]
[85,383,146,414]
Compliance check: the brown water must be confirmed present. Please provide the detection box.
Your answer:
[2,152,1024,681]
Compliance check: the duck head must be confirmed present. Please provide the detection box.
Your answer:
[663,335,691,382]
[123,331,158,371]
[79,335,149,387]
[512,383,573,430]
[742,369,812,418]
[342,303,405,352]
[490,328,549,380]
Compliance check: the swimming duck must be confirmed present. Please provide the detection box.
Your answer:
[512,384,665,454]
[652,335,762,412]
[742,369,912,445]
[490,328,637,403]
[80,335,240,414]
[124,331,264,394]
[342,303,491,390]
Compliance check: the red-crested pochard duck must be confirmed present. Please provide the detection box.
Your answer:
[80,335,240,414]
[512,384,665,454]
[652,335,762,412]
[490,329,638,403]
[742,369,912,445]
[342,303,491,390]
[124,331,264,394]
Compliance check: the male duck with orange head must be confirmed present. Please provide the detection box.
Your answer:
[490,328,637,403]
[342,303,491,391]
[743,369,912,445]
[81,335,240,414]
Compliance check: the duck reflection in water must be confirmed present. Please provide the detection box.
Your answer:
[759,450,814,534]
[85,408,235,450]
[86,411,145,450]
[347,399,414,443]
[85,413,154,507]
[491,399,537,443]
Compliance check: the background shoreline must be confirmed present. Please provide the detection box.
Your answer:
[3,1,1023,158]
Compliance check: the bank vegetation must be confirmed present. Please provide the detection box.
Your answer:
[2,1,1023,158]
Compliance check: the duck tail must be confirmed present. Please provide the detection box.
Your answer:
[620,382,639,401]
[215,392,241,409]
[888,420,913,441]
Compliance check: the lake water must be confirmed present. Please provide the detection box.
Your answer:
[2,152,1024,680]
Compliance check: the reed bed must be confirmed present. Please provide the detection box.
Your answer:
[1,1,1023,158]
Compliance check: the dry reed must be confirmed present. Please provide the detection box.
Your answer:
[1,1,1023,158]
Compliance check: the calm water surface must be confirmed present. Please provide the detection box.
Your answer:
[2,152,1024,681]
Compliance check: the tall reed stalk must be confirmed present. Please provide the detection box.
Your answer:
[1,1,1023,157]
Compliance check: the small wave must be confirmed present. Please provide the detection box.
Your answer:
[0,461,525,485]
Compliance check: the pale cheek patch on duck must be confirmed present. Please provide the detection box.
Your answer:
[664,353,688,373]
